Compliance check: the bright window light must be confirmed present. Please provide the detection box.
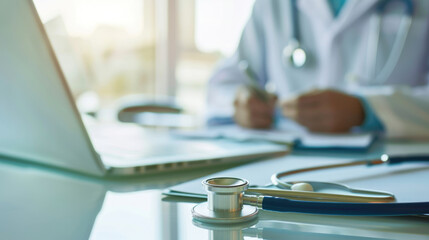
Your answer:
[195,0,255,56]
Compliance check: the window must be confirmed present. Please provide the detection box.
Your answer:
[34,0,254,126]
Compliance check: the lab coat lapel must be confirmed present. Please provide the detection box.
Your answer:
[332,0,378,34]
[295,0,379,87]
[297,0,334,29]
[296,0,379,34]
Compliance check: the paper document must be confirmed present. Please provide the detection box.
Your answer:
[173,125,376,150]
[298,133,374,148]
[173,126,296,144]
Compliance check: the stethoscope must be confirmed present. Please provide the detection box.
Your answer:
[283,0,413,84]
[192,154,429,224]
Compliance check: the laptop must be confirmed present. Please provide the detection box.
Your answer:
[0,0,288,176]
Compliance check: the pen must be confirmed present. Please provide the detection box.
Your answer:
[239,60,270,102]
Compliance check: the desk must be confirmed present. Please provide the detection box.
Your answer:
[0,141,429,240]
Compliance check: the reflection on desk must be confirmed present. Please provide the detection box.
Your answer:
[164,196,429,240]
[1,141,429,240]
[0,160,105,240]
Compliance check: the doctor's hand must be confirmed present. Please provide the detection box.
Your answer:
[234,86,277,129]
[281,90,365,133]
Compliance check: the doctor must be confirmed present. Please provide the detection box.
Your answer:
[207,0,429,139]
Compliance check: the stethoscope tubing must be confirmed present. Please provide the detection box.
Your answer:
[262,196,429,216]
[272,154,429,187]
[264,154,429,215]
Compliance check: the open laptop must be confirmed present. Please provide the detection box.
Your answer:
[0,0,288,176]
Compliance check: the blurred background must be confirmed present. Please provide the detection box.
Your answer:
[33,0,255,127]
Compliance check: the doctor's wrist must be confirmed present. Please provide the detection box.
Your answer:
[354,96,385,132]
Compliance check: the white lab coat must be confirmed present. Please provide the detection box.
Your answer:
[207,0,429,139]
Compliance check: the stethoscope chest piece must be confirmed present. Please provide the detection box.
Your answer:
[192,177,258,224]
[283,39,307,68]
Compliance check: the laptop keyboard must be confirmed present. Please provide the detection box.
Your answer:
[86,123,226,161]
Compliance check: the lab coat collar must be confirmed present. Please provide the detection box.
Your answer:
[297,0,378,33]
[297,0,334,27]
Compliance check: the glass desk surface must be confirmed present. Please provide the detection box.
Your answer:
[1,141,429,240]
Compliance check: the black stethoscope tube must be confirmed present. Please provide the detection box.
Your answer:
[262,196,429,215]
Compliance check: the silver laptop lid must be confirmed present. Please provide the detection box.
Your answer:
[0,0,106,176]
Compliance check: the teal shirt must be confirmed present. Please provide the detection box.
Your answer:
[356,97,385,132]
[328,0,347,17]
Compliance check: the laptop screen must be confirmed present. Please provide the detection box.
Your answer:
[0,0,105,175]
